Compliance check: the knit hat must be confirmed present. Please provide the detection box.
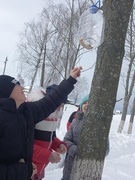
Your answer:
[46,84,67,104]
[0,75,20,98]
[80,95,89,111]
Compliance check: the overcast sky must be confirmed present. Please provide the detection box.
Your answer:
[0,0,47,76]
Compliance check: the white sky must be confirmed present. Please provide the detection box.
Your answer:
[0,0,46,76]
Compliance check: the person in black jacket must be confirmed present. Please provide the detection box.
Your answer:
[0,66,82,180]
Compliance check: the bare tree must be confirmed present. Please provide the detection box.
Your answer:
[17,16,54,89]
[70,0,133,179]
[42,0,90,79]
[17,0,90,87]
[117,5,135,133]
[127,92,135,134]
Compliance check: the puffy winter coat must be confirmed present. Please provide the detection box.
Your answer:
[61,112,83,180]
[61,112,109,180]
[0,76,76,180]
[33,109,67,177]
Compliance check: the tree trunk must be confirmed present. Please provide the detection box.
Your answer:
[127,94,135,134]
[117,71,135,133]
[117,99,129,133]
[40,45,46,87]
[70,1,133,180]
[117,6,135,133]
[29,56,41,91]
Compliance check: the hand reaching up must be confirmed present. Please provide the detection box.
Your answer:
[70,66,82,79]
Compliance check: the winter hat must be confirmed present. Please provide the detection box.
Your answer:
[80,95,89,111]
[0,75,20,98]
[46,84,67,104]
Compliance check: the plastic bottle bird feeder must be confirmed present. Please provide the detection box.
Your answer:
[78,1,104,50]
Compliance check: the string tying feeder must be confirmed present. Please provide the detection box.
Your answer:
[89,0,101,14]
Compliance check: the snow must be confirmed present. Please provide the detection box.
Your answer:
[43,104,135,180]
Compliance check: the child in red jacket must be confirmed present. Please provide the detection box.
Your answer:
[27,85,67,180]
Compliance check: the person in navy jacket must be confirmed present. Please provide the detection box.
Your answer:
[0,67,82,180]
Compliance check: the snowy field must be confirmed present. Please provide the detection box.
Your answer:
[43,104,135,180]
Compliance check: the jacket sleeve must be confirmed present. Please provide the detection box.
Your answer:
[32,144,51,164]
[27,76,77,124]
[63,122,77,157]
[51,137,67,151]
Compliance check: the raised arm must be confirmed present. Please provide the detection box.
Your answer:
[28,67,82,124]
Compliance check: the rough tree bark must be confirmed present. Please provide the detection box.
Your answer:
[70,0,134,180]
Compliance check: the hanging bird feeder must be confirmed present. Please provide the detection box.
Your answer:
[78,0,104,50]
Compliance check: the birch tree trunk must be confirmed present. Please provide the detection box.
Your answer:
[70,1,133,180]
[117,71,135,133]
[127,94,135,134]
[117,7,135,133]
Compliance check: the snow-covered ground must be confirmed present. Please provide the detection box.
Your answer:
[43,104,135,180]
